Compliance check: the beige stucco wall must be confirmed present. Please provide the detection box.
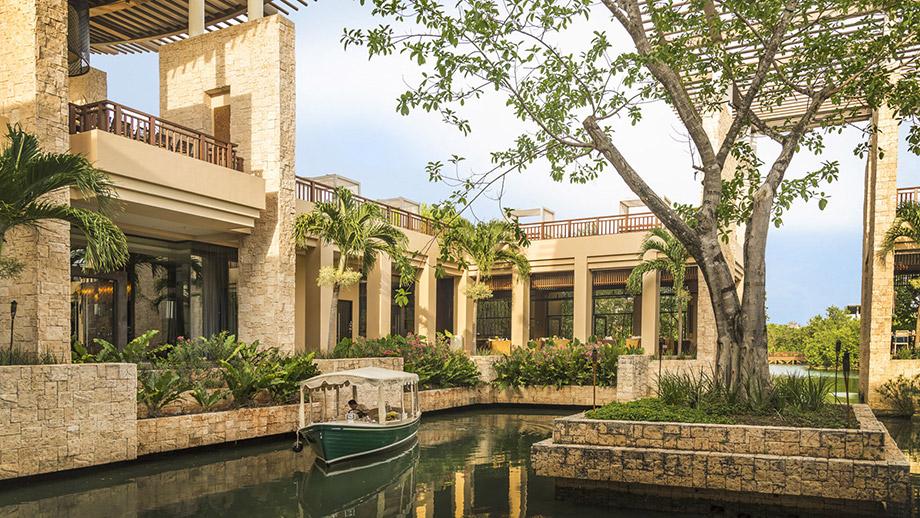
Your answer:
[0,0,71,360]
[0,364,138,480]
[159,15,298,353]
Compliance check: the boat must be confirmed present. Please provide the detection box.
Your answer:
[293,367,422,464]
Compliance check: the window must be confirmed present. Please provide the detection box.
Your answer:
[530,289,574,340]
[658,283,696,355]
[358,280,367,337]
[592,287,638,342]
[71,235,238,349]
[391,276,415,336]
[476,290,512,348]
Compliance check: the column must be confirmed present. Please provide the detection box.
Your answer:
[455,273,476,353]
[573,257,591,341]
[248,0,264,20]
[295,253,307,353]
[511,271,530,346]
[860,105,900,405]
[415,260,437,339]
[0,0,71,360]
[189,0,205,36]
[366,255,392,339]
[640,270,659,354]
[161,16,298,354]
[305,245,333,352]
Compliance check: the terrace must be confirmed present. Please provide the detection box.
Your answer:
[69,100,244,172]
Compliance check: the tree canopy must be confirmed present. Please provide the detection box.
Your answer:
[346,0,920,389]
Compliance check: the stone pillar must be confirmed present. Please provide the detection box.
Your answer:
[573,256,591,342]
[415,260,437,339]
[160,16,297,353]
[248,0,264,19]
[189,0,205,36]
[0,0,71,360]
[68,67,107,104]
[365,255,392,339]
[455,273,476,353]
[511,271,530,346]
[860,106,900,405]
[616,354,650,402]
[640,270,659,354]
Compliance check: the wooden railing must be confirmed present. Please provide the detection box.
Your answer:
[519,212,661,240]
[898,186,920,205]
[295,178,435,235]
[68,100,244,172]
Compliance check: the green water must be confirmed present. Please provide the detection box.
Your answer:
[0,407,904,517]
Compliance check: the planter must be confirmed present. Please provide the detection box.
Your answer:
[532,404,910,516]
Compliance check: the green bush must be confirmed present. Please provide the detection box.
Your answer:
[585,398,733,424]
[329,334,480,389]
[267,352,320,403]
[163,332,241,370]
[89,330,168,364]
[190,383,228,412]
[0,348,60,365]
[878,375,920,416]
[492,340,634,388]
[138,369,189,417]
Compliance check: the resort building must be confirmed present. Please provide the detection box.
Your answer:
[0,1,748,372]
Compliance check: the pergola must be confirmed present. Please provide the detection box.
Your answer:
[86,0,309,54]
[638,2,918,129]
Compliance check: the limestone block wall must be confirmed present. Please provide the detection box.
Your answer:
[532,404,910,515]
[68,67,107,104]
[314,356,404,374]
[471,355,499,383]
[0,364,137,480]
[159,15,297,354]
[0,0,71,360]
[616,354,650,402]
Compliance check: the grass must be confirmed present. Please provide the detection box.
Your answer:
[585,398,858,429]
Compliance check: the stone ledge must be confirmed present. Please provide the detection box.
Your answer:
[551,404,886,461]
[532,439,910,515]
[419,385,618,412]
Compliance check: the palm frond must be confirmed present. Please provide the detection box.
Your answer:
[880,202,920,260]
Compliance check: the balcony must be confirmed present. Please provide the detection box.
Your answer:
[295,178,435,236]
[520,212,661,240]
[69,100,244,172]
[898,186,920,205]
[68,101,265,242]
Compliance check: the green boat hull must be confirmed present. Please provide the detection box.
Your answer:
[299,416,420,464]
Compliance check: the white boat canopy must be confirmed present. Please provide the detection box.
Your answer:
[300,367,419,390]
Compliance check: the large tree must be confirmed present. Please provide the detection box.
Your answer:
[345,0,920,389]
[293,187,410,351]
[0,125,128,279]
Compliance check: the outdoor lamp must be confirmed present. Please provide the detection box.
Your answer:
[591,346,598,409]
[833,339,841,403]
[8,300,17,361]
[842,350,851,407]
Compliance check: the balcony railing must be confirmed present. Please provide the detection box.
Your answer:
[520,212,661,240]
[69,100,244,172]
[295,178,435,235]
[898,186,920,205]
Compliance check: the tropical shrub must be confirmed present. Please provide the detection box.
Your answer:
[190,383,228,412]
[330,334,480,389]
[163,332,242,369]
[878,375,920,416]
[492,340,635,388]
[267,352,320,403]
[86,330,167,364]
[1,348,60,365]
[218,357,278,407]
[137,369,188,417]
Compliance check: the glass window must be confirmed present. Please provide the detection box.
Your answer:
[476,290,512,348]
[71,235,238,349]
[391,277,415,336]
[530,288,573,340]
[659,283,695,355]
[358,280,367,337]
[592,287,638,342]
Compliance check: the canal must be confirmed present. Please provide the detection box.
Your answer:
[1,406,918,517]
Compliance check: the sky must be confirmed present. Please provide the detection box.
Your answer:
[91,3,919,325]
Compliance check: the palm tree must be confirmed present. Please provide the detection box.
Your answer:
[0,125,128,279]
[293,187,409,351]
[880,201,920,340]
[436,215,530,348]
[627,228,691,356]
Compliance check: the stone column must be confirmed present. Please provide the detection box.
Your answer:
[616,354,650,402]
[0,0,71,360]
[860,106,900,405]
[640,270,659,354]
[365,254,392,339]
[68,67,107,104]
[511,271,530,346]
[573,256,591,342]
[160,16,298,353]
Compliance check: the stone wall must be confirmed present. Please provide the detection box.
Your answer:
[419,385,618,412]
[314,356,403,374]
[68,67,107,104]
[159,15,297,354]
[0,0,72,360]
[616,355,650,402]
[0,364,137,480]
[471,355,499,383]
[532,404,910,516]
[137,404,299,456]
